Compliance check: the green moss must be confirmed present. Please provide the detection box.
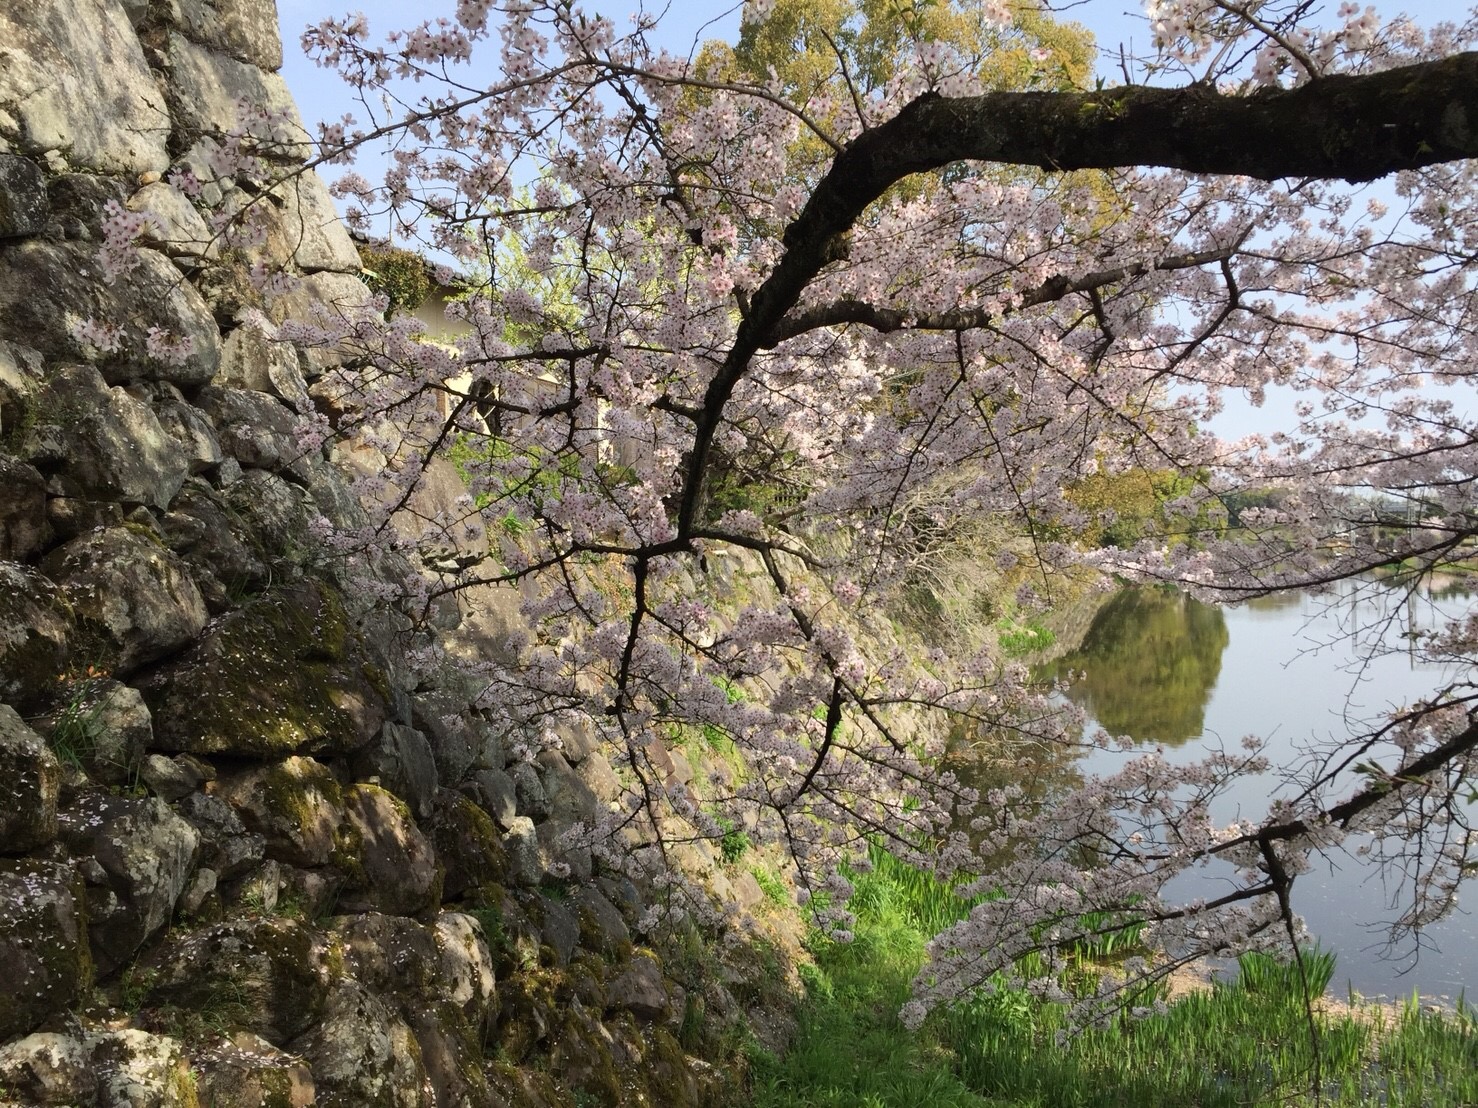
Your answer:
[358,244,433,315]
[143,581,383,757]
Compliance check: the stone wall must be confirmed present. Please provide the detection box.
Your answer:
[0,3,794,1104]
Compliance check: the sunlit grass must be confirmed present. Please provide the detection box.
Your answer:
[748,846,1478,1108]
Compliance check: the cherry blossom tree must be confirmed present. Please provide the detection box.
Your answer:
[239,0,1478,1026]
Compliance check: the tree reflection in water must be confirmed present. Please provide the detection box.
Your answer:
[1039,587,1230,746]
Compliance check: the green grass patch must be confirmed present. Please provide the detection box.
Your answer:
[749,846,1478,1108]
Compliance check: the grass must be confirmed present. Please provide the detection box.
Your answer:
[748,845,1478,1108]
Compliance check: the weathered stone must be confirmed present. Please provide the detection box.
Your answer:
[146,917,333,1045]
[218,324,312,412]
[572,885,631,956]
[503,816,543,888]
[23,364,191,510]
[128,179,219,265]
[407,1000,491,1108]
[291,981,427,1108]
[139,753,207,801]
[548,1005,621,1105]
[220,467,314,554]
[32,677,151,788]
[276,863,345,920]
[220,174,361,274]
[537,896,579,967]
[0,242,221,386]
[0,458,49,564]
[535,820,593,884]
[606,951,671,1021]
[139,581,388,758]
[43,172,129,241]
[0,339,43,438]
[41,526,208,675]
[733,870,766,913]
[175,793,264,879]
[0,0,170,174]
[158,480,269,611]
[57,794,199,974]
[265,271,376,370]
[296,451,370,531]
[0,154,46,239]
[276,171,362,272]
[336,784,439,916]
[217,756,348,868]
[140,379,224,474]
[350,721,439,820]
[0,704,61,853]
[430,790,507,899]
[331,912,439,996]
[511,761,549,821]
[536,749,601,828]
[222,858,280,916]
[577,749,623,808]
[179,865,216,915]
[164,33,309,160]
[552,718,597,764]
[198,385,301,471]
[92,1028,198,1108]
[195,1031,316,1108]
[0,860,89,1041]
[0,563,71,709]
[0,1031,97,1106]
[462,767,517,828]
[162,0,285,70]
[45,498,125,543]
[433,912,497,1028]
[411,686,481,787]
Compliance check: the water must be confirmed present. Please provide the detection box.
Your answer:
[1037,576,1477,1002]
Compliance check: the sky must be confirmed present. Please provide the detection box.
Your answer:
[270,0,1475,441]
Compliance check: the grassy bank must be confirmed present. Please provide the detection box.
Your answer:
[748,848,1478,1108]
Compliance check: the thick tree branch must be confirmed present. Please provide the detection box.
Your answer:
[677,53,1478,535]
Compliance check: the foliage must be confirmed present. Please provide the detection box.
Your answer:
[110,0,1478,1048]
[754,846,1478,1107]
[357,242,432,315]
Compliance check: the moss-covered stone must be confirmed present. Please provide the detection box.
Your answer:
[143,918,333,1046]
[217,756,347,869]
[431,791,508,898]
[192,1031,315,1108]
[335,784,440,917]
[139,580,387,757]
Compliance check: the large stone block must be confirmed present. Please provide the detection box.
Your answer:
[127,179,220,267]
[22,365,192,510]
[164,33,308,160]
[0,861,91,1043]
[145,917,335,1045]
[0,241,221,387]
[139,580,389,758]
[0,455,50,561]
[0,154,47,239]
[0,705,61,855]
[57,794,200,974]
[160,0,285,71]
[290,981,428,1108]
[216,756,349,868]
[0,0,170,174]
[336,784,439,916]
[41,526,209,675]
[0,562,72,709]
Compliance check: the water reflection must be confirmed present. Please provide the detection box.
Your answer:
[1037,587,1229,746]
